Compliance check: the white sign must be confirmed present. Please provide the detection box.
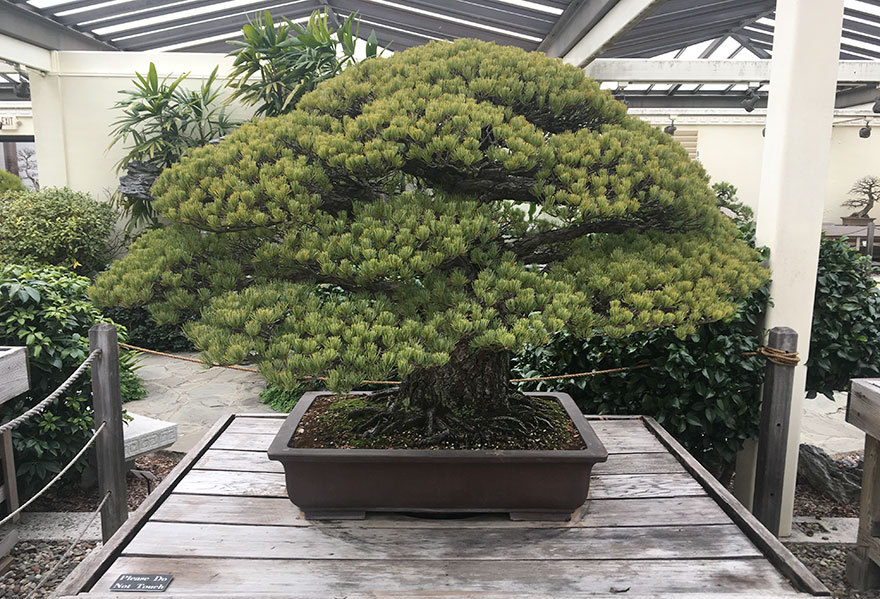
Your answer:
[0,116,18,130]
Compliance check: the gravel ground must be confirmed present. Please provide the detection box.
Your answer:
[0,541,97,599]
[0,452,184,598]
[27,451,183,512]
[785,543,880,599]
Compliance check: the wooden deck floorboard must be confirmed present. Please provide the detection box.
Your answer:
[58,413,827,597]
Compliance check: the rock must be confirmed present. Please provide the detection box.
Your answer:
[118,160,162,201]
[798,443,863,503]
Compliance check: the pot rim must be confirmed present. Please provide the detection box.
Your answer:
[267,391,608,463]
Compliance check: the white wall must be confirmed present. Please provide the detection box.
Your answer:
[636,109,880,223]
[27,50,253,201]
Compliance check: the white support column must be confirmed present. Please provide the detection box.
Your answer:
[27,61,70,189]
[750,0,845,536]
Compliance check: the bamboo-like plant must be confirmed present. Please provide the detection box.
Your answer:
[109,63,237,229]
[226,10,379,118]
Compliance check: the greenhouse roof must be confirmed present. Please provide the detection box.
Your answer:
[2,0,880,107]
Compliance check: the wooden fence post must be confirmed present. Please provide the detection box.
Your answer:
[89,324,127,542]
[752,326,798,537]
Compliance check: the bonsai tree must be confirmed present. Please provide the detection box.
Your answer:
[844,175,880,218]
[92,40,767,444]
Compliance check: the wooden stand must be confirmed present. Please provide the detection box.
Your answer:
[846,379,880,589]
[0,347,28,573]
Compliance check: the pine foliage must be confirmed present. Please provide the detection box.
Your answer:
[91,40,767,395]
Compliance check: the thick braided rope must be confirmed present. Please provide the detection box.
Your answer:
[0,349,101,436]
[0,420,107,528]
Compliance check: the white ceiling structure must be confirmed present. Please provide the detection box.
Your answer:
[1,0,880,109]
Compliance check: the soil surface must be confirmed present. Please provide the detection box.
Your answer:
[27,451,183,512]
[291,393,585,450]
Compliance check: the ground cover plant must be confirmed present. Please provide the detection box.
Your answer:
[92,40,767,448]
[0,264,145,496]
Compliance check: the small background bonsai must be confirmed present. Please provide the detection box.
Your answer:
[843,175,880,218]
[92,40,767,448]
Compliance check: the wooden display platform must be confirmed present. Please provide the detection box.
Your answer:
[56,413,829,598]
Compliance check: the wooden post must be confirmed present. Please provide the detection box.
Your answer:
[89,324,127,542]
[846,379,880,589]
[752,326,798,536]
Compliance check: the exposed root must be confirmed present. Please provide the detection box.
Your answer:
[343,387,568,449]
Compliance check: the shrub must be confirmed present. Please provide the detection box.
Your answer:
[0,187,116,276]
[0,170,25,195]
[514,285,768,475]
[0,264,145,496]
[93,40,766,444]
[807,236,880,397]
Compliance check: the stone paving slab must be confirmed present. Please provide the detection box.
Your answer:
[788,517,859,544]
[801,392,865,457]
[125,353,273,452]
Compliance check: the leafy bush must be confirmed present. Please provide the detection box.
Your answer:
[0,264,145,496]
[807,236,880,397]
[515,285,767,475]
[0,187,116,276]
[0,170,25,195]
[227,10,378,118]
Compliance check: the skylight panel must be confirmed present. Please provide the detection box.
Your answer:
[94,0,268,35]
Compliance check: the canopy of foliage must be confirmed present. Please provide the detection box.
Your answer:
[0,187,116,276]
[843,175,880,218]
[92,40,767,410]
[0,264,144,496]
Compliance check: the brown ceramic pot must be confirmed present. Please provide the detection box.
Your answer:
[267,391,607,521]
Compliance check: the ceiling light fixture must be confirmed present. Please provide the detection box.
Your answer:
[860,120,872,139]
[741,88,760,113]
[663,118,676,136]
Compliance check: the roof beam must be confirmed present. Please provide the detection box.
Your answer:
[835,84,879,108]
[585,59,880,84]
[538,0,619,58]
[561,0,664,66]
[0,0,116,51]
[0,33,52,72]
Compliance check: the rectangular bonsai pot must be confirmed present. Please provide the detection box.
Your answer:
[267,391,608,521]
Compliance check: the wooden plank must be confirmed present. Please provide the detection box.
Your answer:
[175,469,705,500]
[65,594,805,599]
[848,379,880,439]
[1,430,18,523]
[0,346,28,404]
[53,415,236,597]
[194,447,685,475]
[642,417,830,596]
[122,521,760,561]
[210,427,666,454]
[91,557,800,595]
[151,494,730,528]
[173,469,287,497]
[590,473,706,499]
[224,417,284,435]
[848,434,880,588]
[592,452,684,474]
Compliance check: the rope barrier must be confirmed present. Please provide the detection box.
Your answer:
[0,421,107,529]
[24,491,111,599]
[119,341,800,385]
[0,349,101,436]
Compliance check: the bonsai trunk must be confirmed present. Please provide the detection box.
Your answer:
[398,344,513,416]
